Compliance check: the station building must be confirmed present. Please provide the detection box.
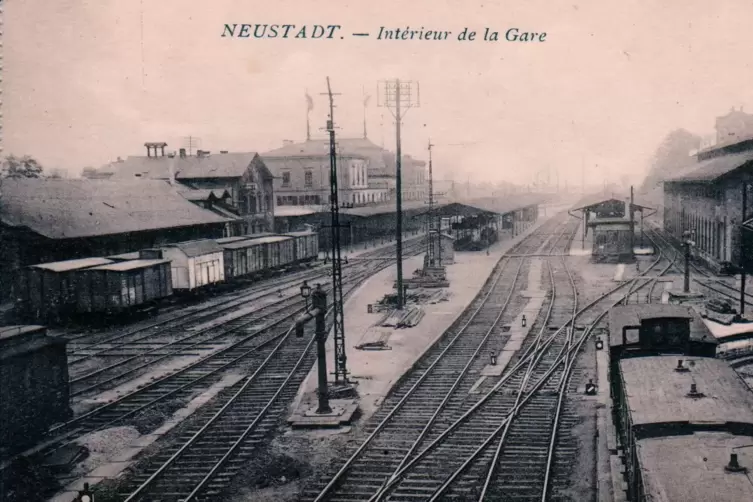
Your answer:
[663,137,753,272]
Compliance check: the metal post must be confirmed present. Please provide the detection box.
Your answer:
[395,79,404,309]
[741,183,748,316]
[630,186,635,256]
[312,286,331,414]
[684,239,691,293]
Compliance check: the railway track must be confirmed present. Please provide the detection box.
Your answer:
[67,240,426,399]
[0,237,426,477]
[303,213,675,502]
[107,217,572,501]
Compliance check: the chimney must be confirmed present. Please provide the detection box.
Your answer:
[197,150,211,158]
[687,383,704,398]
[167,155,176,186]
[283,140,294,146]
[220,150,229,154]
[179,148,186,159]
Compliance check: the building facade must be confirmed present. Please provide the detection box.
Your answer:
[663,138,753,271]
[262,137,428,209]
[716,107,753,146]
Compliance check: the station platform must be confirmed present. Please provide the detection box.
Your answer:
[289,202,571,425]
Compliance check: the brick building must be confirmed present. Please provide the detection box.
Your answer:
[663,138,753,271]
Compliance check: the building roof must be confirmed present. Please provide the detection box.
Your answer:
[31,257,114,272]
[343,199,437,217]
[637,432,753,502]
[273,206,320,217]
[619,356,753,428]
[87,259,170,272]
[106,152,273,181]
[665,149,753,183]
[608,304,716,348]
[435,194,548,217]
[178,188,231,201]
[570,195,653,212]
[0,325,46,341]
[164,239,223,257]
[0,179,229,239]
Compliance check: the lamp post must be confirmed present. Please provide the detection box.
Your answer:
[300,280,311,311]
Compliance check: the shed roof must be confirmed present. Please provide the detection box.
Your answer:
[570,195,653,212]
[32,257,114,272]
[178,188,231,201]
[164,239,223,257]
[87,259,170,272]
[608,304,716,348]
[637,432,753,502]
[665,149,753,183]
[619,356,753,427]
[0,179,229,239]
[0,325,46,341]
[273,206,320,217]
[106,152,273,181]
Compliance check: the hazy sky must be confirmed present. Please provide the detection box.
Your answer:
[5,0,753,185]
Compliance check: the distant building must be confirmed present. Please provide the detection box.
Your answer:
[261,137,428,209]
[0,178,230,303]
[715,107,753,146]
[99,145,275,234]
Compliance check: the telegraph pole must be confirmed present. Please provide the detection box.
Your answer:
[741,182,748,317]
[630,186,635,257]
[322,77,349,383]
[378,79,420,310]
[427,139,438,266]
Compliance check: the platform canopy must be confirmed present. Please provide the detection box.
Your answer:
[433,194,549,218]
[570,195,653,213]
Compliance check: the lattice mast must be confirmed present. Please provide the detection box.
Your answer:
[323,77,349,383]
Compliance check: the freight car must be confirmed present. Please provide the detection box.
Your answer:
[74,258,173,315]
[0,326,70,453]
[13,257,114,320]
[160,239,225,291]
[606,304,753,501]
[286,230,319,263]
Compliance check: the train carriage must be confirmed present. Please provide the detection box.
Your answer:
[261,235,295,269]
[220,238,268,279]
[75,258,173,314]
[286,230,319,263]
[160,240,225,291]
[14,257,114,320]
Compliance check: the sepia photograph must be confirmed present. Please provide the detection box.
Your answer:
[2,1,753,501]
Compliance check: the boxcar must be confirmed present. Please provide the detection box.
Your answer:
[75,259,173,314]
[286,230,319,263]
[220,238,268,279]
[14,257,114,320]
[0,326,70,451]
[160,240,225,291]
[259,235,295,269]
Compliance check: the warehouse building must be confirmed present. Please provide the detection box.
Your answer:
[663,138,753,272]
[0,178,230,303]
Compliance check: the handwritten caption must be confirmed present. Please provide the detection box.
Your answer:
[221,25,547,43]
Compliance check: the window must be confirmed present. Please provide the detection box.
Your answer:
[282,172,291,187]
[305,171,313,188]
[277,196,282,206]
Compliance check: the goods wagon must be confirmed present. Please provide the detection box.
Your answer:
[0,325,70,451]
[286,230,319,263]
[220,238,268,279]
[75,258,173,314]
[160,240,225,291]
[14,257,114,320]
[256,235,295,269]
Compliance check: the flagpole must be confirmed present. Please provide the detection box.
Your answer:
[306,88,312,141]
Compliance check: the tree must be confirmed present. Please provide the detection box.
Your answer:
[1,155,44,179]
[641,129,701,191]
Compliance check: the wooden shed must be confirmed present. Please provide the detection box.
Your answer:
[590,218,634,263]
[160,239,225,291]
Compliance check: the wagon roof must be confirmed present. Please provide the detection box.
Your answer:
[636,432,753,502]
[87,259,170,271]
[32,257,114,272]
[285,230,317,236]
[0,325,46,341]
[222,235,292,248]
[165,239,224,257]
[619,356,753,427]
